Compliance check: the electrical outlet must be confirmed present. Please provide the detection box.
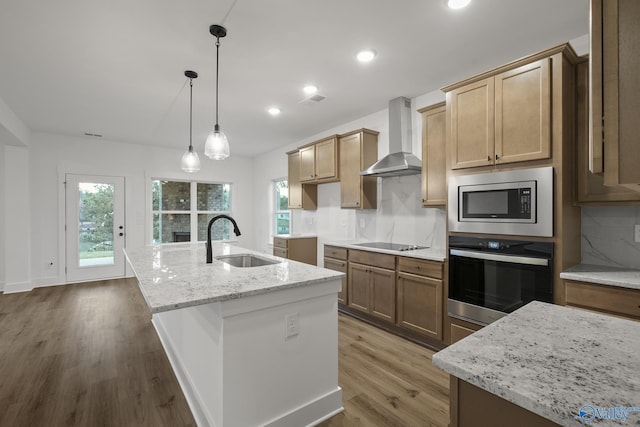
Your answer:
[635,225,640,243]
[45,261,54,270]
[285,312,299,339]
[359,219,365,228]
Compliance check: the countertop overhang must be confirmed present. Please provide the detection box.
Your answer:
[433,301,640,426]
[124,243,344,314]
[561,263,640,290]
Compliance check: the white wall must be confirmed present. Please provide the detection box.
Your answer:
[0,145,6,290]
[252,90,448,263]
[26,132,254,288]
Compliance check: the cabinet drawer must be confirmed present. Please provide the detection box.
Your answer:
[565,280,640,320]
[324,245,347,260]
[398,257,443,279]
[273,237,288,249]
[349,250,395,270]
[273,247,288,258]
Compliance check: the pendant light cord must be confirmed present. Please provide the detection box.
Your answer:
[215,38,220,127]
[189,77,194,150]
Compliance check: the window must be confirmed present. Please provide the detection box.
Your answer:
[274,179,290,235]
[152,180,231,243]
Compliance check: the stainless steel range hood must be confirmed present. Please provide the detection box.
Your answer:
[360,97,421,177]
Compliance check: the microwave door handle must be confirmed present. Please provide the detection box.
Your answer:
[449,249,549,267]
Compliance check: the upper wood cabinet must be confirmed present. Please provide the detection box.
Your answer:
[287,150,317,210]
[575,58,640,204]
[339,129,378,209]
[447,58,551,170]
[418,102,447,206]
[299,135,339,183]
[590,0,640,192]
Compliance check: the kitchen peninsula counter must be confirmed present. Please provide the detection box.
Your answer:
[325,240,446,262]
[124,243,344,427]
[433,301,640,426]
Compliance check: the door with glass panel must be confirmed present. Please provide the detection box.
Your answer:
[65,174,125,282]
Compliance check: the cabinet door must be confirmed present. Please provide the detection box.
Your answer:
[396,272,443,340]
[273,247,288,258]
[315,137,338,181]
[287,152,317,210]
[495,58,551,164]
[575,60,640,203]
[420,103,447,206]
[449,77,495,169]
[339,133,362,208]
[325,257,347,305]
[369,266,395,322]
[299,145,316,182]
[347,262,370,313]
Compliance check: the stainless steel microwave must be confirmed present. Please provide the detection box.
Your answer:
[448,166,553,237]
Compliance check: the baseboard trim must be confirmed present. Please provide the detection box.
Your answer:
[264,388,343,427]
[3,281,33,294]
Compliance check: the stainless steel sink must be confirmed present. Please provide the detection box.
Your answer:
[215,254,282,268]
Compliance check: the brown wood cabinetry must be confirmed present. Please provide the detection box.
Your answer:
[447,58,551,170]
[339,129,378,209]
[347,250,396,321]
[287,150,317,210]
[324,245,348,305]
[396,257,443,340]
[418,103,447,206]
[565,280,640,321]
[299,135,339,183]
[272,236,317,266]
[575,58,640,204]
[590,0,640,192]
[448,317,483,344]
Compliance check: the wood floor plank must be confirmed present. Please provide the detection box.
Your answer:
[0,279,450,426]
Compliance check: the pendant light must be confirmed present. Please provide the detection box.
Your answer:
[181,70,201,172]
[204,24,230,160]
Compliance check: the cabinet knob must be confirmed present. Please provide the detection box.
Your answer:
[356,202,359,205]
[495,154,500,160]
[487,156,491,161]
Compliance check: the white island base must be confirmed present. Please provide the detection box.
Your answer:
[152,279,343,427]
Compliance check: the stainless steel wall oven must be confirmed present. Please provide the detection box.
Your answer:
[448,236,553,326]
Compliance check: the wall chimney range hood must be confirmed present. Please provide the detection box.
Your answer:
[360,96,421,177]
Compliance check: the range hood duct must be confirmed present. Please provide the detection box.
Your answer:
[360,96,422,177]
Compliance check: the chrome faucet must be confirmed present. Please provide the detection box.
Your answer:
[206,214,241,263]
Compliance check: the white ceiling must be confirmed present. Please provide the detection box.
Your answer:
[0,0,588,158]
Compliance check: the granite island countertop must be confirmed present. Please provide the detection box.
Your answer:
[124,243,344,314]
[324,240,446,262]
[433,301,640,426]
[561,264,640,291]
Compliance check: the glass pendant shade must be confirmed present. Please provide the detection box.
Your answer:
[181,146,201,172]
[204,125,230,160]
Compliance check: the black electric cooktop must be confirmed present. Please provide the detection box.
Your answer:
[353,242,427,252]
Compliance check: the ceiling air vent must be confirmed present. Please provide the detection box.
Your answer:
[299,93,326,105]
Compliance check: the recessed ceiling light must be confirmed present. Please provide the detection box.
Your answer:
[267,107,281,116]
[303,85,318,95]
[446,0,471,9]
[356,49,377,63]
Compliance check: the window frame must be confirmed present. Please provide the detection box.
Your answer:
[273,178,290,236]
[151,179,233,244]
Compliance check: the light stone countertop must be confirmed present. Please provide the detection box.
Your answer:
[432,301,640,426]
[272,234,317,240]
[124,243,344,314]
[324,240,446,262]
[560,264,640,291]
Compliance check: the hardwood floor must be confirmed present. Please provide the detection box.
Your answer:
[0,279,449,426]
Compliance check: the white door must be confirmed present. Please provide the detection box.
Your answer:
[65,174,125,282]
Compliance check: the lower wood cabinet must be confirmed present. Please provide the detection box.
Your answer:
[273,236,317,266]
[449,317,483,344]
[396,257,443,341]
[565,279,640,321]
[347,250,396,322]
[324,245,348,305]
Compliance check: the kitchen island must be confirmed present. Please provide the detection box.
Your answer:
[124,243,345,427]
[433,301,640,426]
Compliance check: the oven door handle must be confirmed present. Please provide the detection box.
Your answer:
[449,249,549,266]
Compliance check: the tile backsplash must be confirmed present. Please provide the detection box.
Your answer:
[582,206,640,269]
[294,175,446,252]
